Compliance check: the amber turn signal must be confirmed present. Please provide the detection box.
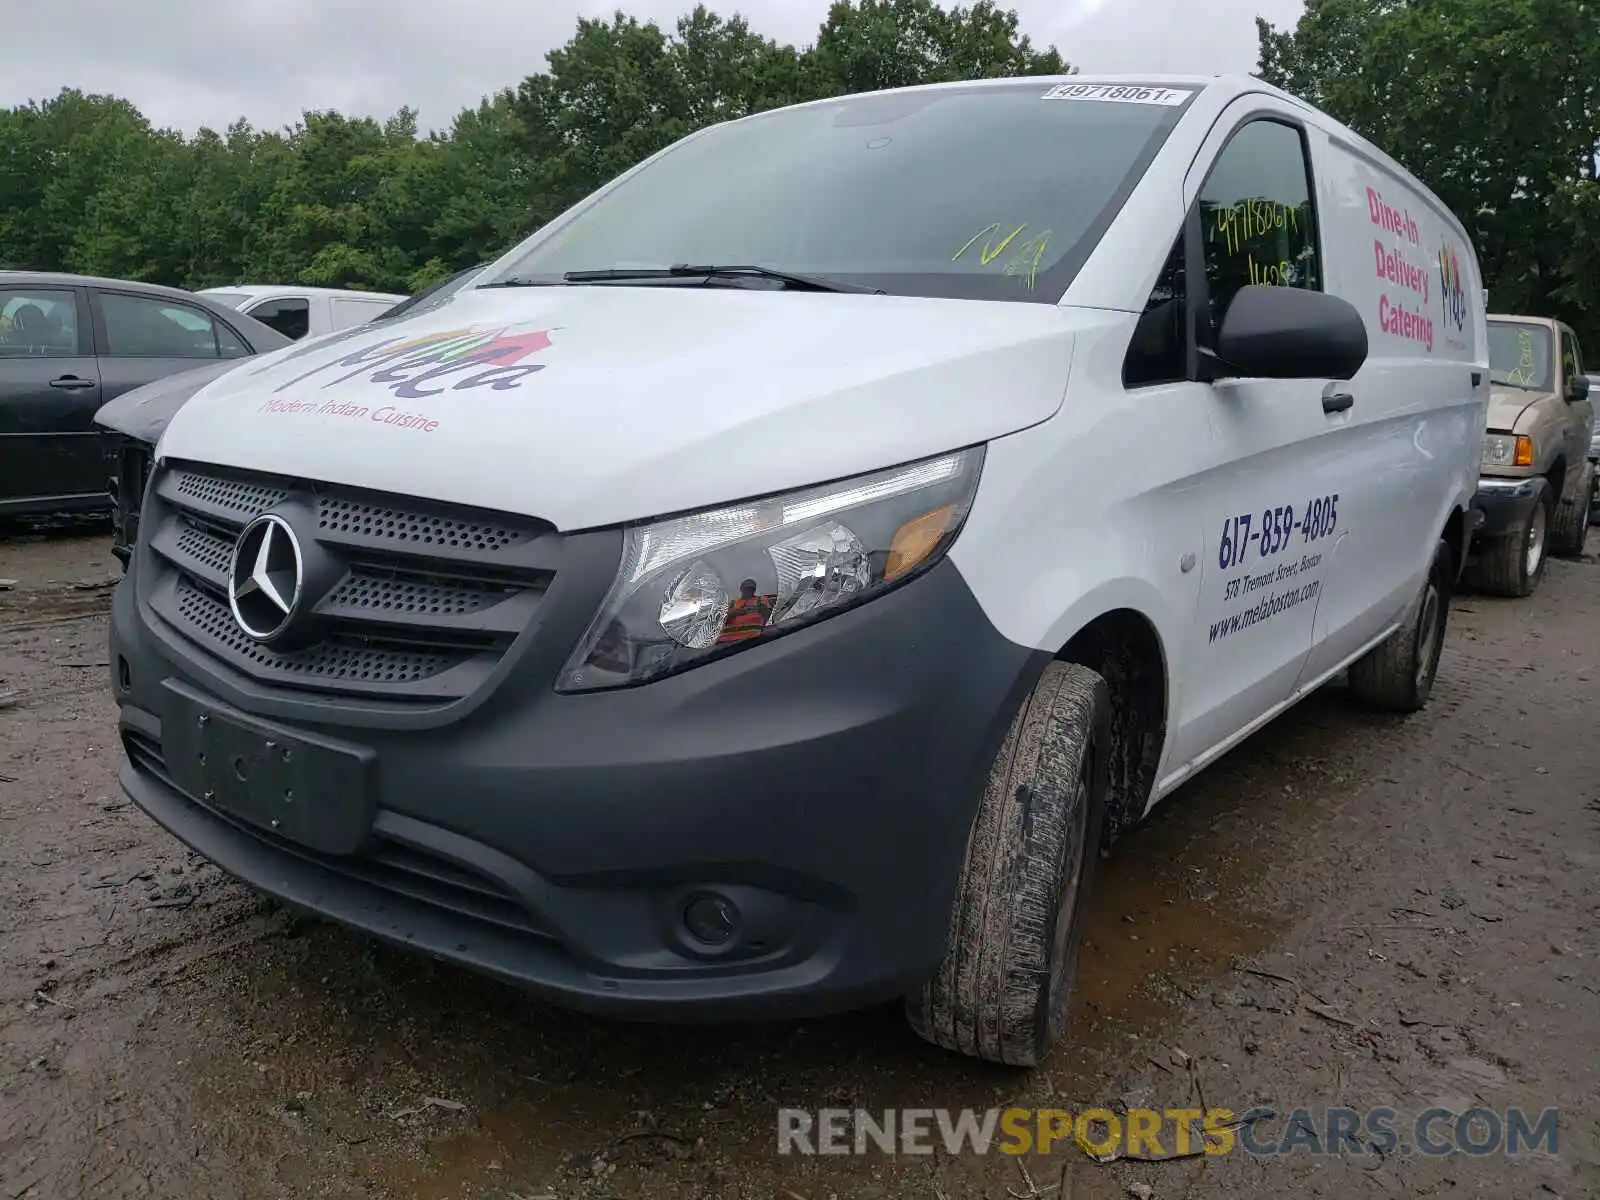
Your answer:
[886,504,960,581]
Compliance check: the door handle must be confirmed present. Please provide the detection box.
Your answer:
[49,375,96,391]
[1322,390,1354,415]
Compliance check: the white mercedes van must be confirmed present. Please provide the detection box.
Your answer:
[108,74,1488,1066]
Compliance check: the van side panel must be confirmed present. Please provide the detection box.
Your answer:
[1292,124,1488,684]
[945,306,1203,697]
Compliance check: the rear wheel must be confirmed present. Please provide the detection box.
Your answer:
[906,661,1109,1067]
[1550,460,1594,556]
[1349,538,1452,712]
[1466,495,1549,598]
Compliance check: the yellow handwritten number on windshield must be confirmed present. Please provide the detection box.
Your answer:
[953,222,1052,289]
[1506,329,1537,387]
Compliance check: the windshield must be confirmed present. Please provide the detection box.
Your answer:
[1488,321,1554,390]
[490,81,1195,303]
[203,291,250,310]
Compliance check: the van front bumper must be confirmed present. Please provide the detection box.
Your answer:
[1470,474,1548,540]
[111,558,1046,1020]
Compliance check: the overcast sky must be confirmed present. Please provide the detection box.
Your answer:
[2,0,1307,136]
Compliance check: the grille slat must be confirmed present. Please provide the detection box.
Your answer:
[317,497,528,553]
[162,469,290,527]
[175,580,479,690]
[144,462,557,704]
[149,515,235,590]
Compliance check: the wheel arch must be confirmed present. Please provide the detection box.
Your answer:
[1441,504,1469,584]
[1546,453,1568,500]
[1053,605,1169,850]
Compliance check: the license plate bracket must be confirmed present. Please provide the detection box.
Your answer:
[161,682,376,856]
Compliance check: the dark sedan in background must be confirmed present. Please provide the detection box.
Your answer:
[0,271,292,522]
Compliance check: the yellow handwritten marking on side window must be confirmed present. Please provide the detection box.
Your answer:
[1212,199,1300,258]
[953,223,1054,289]
[1506,329,1538,387]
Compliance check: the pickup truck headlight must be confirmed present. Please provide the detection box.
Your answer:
[1482,433,1534,468]
[557,447,985,692]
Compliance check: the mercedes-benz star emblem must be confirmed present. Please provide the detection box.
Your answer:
[228,514,305,642]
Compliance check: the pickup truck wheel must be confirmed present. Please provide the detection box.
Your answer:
[906,661,1109,1067]
[1549,460,1594,556]
[1467,495,1549,598]
[1349,538,1452,712]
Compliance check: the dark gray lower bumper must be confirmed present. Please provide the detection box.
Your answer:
[1470,475,1547,540]
[110,558,1047,1020]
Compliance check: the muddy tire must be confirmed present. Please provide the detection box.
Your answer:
[1549,460,1593,557]
[1349,538,1452,712]
[905,661,1109,1067]
[1466,494,1550,598]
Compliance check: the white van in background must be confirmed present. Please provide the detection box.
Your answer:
[197,285,406,341]
[110,74,1488,1068]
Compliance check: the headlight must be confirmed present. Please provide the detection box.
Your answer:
[1482,433,1533,468]
[557,447,985,692]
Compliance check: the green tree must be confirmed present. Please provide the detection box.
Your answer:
[811,0,1066,95]
[0,1,1071,298]
[1257,0,1600,349]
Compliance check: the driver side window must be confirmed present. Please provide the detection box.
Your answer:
[1195,119,1322,347]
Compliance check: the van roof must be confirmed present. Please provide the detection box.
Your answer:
[198,284,407,301]
[752,72,1306,110]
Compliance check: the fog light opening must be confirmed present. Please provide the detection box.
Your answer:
[683,892,740,946]
[117,656,131,690]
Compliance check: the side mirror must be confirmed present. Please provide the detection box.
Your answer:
[1209,284,1369,382]
[1567,374,1591,403]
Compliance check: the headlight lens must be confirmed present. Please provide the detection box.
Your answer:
[1482,433,1533,468]
[557,447,985,691]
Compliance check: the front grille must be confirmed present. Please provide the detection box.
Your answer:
[142,461,560,704]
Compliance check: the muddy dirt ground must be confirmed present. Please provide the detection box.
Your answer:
[2,520,1597,1200]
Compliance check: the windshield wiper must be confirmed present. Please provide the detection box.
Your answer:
[562,264,884,295]
[478,276,566,288]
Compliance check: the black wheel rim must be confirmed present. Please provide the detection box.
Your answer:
[1415,581,1441,693]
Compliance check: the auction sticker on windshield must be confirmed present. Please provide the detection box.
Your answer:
[1041,83,1192,105]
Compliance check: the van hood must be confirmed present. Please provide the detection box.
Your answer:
[1487,385,1556,433]
[155,285,1078,531]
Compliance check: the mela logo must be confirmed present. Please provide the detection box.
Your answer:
[1437,244,1466,334]
[272,325,554,400]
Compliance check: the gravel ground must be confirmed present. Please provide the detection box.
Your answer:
[1,523,1597,1200]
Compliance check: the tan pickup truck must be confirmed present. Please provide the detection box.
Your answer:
[1466,315,1594,596]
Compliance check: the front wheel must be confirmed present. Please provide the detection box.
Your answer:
[906,661,1109,1067]
[1465,495,1549,598]
[1348,537,1452,712]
